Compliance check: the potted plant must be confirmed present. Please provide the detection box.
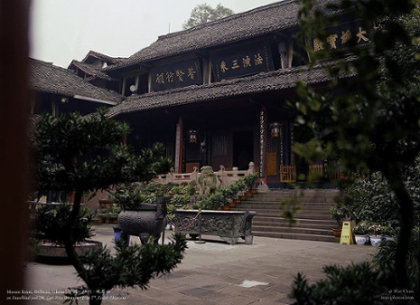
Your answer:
[380,224,396,242]
[244,173,258,195]
[330,206,345,237]
[367,223,396,246]
[220,187,235,208]
[353,221,371,245]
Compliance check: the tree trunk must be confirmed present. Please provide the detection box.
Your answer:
[88,291,103,305]
[383,166,414,288]
[63,190,104,305]
[63,190,89,284]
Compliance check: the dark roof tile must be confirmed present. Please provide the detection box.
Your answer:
[30,58,123,104]
[107,0,334,71]
[68,60,116,81]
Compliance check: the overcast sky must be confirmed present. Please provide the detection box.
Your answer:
[29,0,280,68]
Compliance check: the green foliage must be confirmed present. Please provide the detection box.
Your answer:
[32,110,177,305]
[279,198,302,226]
[291,227,420,304]
[192,174,256,210]
[113,182,195,215]
[353,221,395,236]
[295,1,420,172]
[373,226,419,299]
[335,157,420,227]
[96,205,120,221]
[35,204,93,244]
[112,184,146,210]
[33,112,171,195]
[183,3,233,29]
[243,173,258,191]
[295,0,419,290]
[290,262,387,305]
[352,221,371,235]
[64,234,187,304]
[330,206,345,224]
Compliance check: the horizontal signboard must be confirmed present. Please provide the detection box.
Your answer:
[151,59,202,92]
[211,44,274,82]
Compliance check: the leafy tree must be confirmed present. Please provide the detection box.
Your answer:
[336,157,420,227]
[32,110,186,305]
[294,0,419,292]
[183,3,233,29]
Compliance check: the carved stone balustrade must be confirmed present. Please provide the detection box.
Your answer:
[153,161,256,188]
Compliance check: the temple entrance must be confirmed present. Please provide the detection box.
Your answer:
[233,130,253,170]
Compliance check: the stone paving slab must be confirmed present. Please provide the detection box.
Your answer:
[23,224,377,305]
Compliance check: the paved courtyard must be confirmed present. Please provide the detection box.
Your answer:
[24,224,377,305]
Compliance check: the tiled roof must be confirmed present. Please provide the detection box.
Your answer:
[68,60,116,81]
[107,60,354,118]
[81,50,125,65]
[30,58,123,104]
[107,0,333,71]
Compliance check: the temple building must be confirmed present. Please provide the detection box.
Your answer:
[104,0,367,187]
[32,0,369,188]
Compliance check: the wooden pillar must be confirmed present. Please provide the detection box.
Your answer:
[290,121,295,166]
[148,72,152,93]
[259,106,267,183]
[174,116,184,173]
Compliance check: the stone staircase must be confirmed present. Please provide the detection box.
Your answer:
[232,189,340,242]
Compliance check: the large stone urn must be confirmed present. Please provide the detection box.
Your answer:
[118,197,167,244]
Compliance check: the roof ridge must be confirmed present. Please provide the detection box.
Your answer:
[158,0,294,41]
[30,57,77,74]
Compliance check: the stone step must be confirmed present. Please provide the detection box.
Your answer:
[253,218,337,230]
[253,215,337,224]
[235,202,334,211]
[252,225,332,236]
[232,189,340,243]
[252,231,338,243]
[244,196,337,204]
[253,190,339,197]
[234,209,333,220]
[241,197,336,203]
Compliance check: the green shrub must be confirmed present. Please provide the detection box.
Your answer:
[243,173,258,190]
[35,204,93,244]
[373,226,419,300]
[112,184,144,210]
[290,262,387,305]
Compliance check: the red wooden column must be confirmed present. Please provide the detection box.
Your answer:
[259,106,268,184]
[174,116,184,173]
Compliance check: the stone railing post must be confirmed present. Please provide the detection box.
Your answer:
[247,161,255,174]
[192,166,199,184]
[216,165,225,187]
[166,168,175,184]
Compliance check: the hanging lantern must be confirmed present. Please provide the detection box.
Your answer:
[188,130,198,143]
[270,122,281,138]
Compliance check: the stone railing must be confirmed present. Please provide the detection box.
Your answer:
[153,162,256,188]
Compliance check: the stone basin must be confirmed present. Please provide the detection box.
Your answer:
[36,240,102,264]
[173,209,256,245]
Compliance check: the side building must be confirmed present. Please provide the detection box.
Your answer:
[30,58,123,116]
